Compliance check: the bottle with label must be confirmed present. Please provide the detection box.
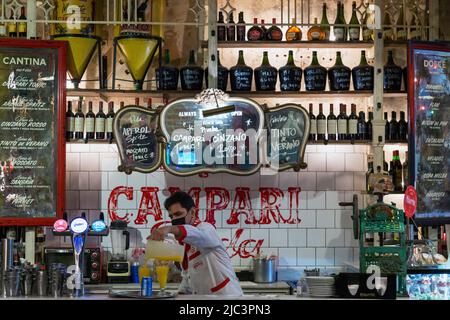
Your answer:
[66,101,75,141]
[337,104,348,141]
[279,50,302,91]
[384,50,403,91]
[362,10,374,41]
[85,102,95,141]
[260,20,268,40]
[328,51,351,91]
[366,154,374,193]
[327,104,337,141]
[320,3,330,40]
[383,11,394,40]
[230,50,253,91]
[237,12,246,41]
[392,150,403,191]
[180,50,203,91]
[286,18,302,41]
[106,102,115,141]
[96,102,106,140]
[384,112,390,141]
[403,151,409,190]
[352,50,374,91]
[18,7,26,38]
[255,51,277,91]
[388,111,399,141]
[74,100,85,140]
[7,9,16,38]
[348,1,360,41]
[398,111,408,141]
[333,1,347,41]
[307,18,325,41]
[226,12,236,41]
[156,49,179,90]
[309,104,317,141]
[217,11,226,41]
[317,104,327,141]
[348,104,358,142]
[247,18,264,41]
[304,51,327,91]
[409,14,422,40]
[267,18,283,41]
[396,8,407,40]
[367,111,373,140]
[357,111,367,140]
[204,50,229,91]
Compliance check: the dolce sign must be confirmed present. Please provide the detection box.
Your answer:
[423,59,447,68]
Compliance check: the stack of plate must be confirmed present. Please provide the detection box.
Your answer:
[306,276,336,298]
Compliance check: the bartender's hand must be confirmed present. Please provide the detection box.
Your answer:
[148,226,172,241]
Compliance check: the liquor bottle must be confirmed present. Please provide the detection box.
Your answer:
[85,101,95,141]
[135,98,140,106]
[384,112,389,141]
[327,104,337,141]
[309,104,317,141]
[384,50,403,91]
[146,98,152,109]
[403,151,409,190]
[317,104,327,141]
[366,154,374,193]
[352,50,374,91]
[337,104,348,141]
[255,51,277,91]
[96,102,106,140]
[357,111,367,140]
[66,101,75,141]
[307,18,325,41]
[267,18,283,41]
[403,67,408,92]
[383,151,389,172]
[247,18,264,41]
[388,111,399,141]
[383,11,394,41]
[74,100,85,140]
[279,50,302,91]
[396,8,407,40]
[106,102,115,141]
[348,104,358,142]
[398,111,408,141]
[120,101,125,109]
[180,50,203,91]
[328,51,351,91]
[367,111,373,140]
[362,10,374,41]
[320,2,330,40]
[7,9,16,38]
[156,49,179,90]
[304,51,327,91]
[409,14,421,40]
[348,1,360,41]
[237,12,246,41]
[333,1,347,41]
[391,150,403,191]
[205,50,229,91]
[18,7,26,38]
[286,18,302,41]
[217,11,226,41]
[226,12,236,41]
[260,19,268,40]
[230,50,253,91]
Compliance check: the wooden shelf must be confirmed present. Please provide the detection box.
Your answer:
[384,40,408,48]
[385,140,408,145]
[67,139,116,144]
[216,40,374,49]
[309,140,372,145]
[384,91,408,98]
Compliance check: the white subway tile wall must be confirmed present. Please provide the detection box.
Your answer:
[60,146,366,268]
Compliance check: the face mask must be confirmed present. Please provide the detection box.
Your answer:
[171,217,186,226]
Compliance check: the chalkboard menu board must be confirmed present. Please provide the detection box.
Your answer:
[114,106,162,174]
[0,39,67,226]
[408,41,450,224]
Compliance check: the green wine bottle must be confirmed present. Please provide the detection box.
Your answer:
[333,1,347,41]
[348,1,360,41]
[320,3,330,40]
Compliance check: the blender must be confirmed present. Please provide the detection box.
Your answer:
[107,220,130,283]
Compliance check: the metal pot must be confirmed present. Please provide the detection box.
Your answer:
[252,257,277,283]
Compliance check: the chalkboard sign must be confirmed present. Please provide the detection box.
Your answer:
[265,104,309,171]
[408,41,450,225]
[113,106,162,174]
[0,39,67,226]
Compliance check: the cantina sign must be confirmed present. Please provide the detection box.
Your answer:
[113,89,309,176]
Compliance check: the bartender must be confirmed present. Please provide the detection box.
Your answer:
[149,191,243,296]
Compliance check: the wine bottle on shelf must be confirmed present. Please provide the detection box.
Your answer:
[255,51,277,91]
[286,18,302,41]
[337,104,348,141]
[320,2,330,40]
[317,104,327,141]
[180,50,203,91]
[352,50,374,91]
[260,19,268,40]
[304,51,327,91]
[383,151,389,172]
[146,98,152,109]
[279,50,302,91]
[85,101,95,141]
[309,104,317,141]
[18,7,26,38]
[226,12,236,41]
[367,111,373,140]
[396,8,407,40]
[403,67,408,92]
[348,104,358,142]
[383,11,394,40]
[307,18,325,41]
[328,51,351,91]
[348,1,361,41]
[7,10,16,38]
[357,111,367,140]
[74,100,85,140]
[217,11,226,41]
[384,112,390,141]
[66,101,75,141]
[267,18,283,41]
[333,1,347,41]
[403,151,409,190]
[361,10,374,41]
[237,12,246,41]
[388,111,399,141]
[230,50,253,91]
[247,18,264,41]
[106,102,115,142]
[96,102,106,140]
[205,50,229,91]
[392,150,403,191]
[398,111,408,141]
[327,104,337,141]
[384,50,403,91]
[366,154,374,193]
[156,49,179,91]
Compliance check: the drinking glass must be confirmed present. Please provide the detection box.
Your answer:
[155,259,169,296]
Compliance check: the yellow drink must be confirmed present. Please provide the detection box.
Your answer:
[155,266,169,289]
[138,265,151,283]
[156,256,183,263]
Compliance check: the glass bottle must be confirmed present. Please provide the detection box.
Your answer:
[367,111,373,140]
[18,7,26,38]
[237,12,246,41]
[180,50,203,91]
[396,8,407,40]
[348,1,360,41]
[333,1,347,41]
[357,111,367,140]
[286,18,302,41]
[384,50,403,91]
[327,104,337,141]
[217,11,226,41]
[226,12,236,41]
[85,101,95,140]
[66,101,75,141]
[309,104,317,141]
[247,18,264,41]
[320,2,330,40]
[403,67,408,92]
[348,104,358,142]
[398,111,408,141]
[106,102,115,141]
[352,50,374,91]
[7,9,16,38]
[96,102,106,140]
[156,49,179,91]
[384,112,390,141]
[388,111,399,141]
[304,51,327,91]
[383,151,389,172]
[74,100,85,140]
[403,151,409,190]
[383,11,394,41]
[205,51,229,91]
[255,51,277,91]
[230,50,253,91]
[328,51,351,91]
[392,150,403,191]
[366,154,374,193]
[307,18,325,41]
[0,5,6,37]
[279,50,302,91]
[267,18,283,41]
[337,104,348,141]
[260,19,268,40]
[362,10,374,41]
[317,104,327,141]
